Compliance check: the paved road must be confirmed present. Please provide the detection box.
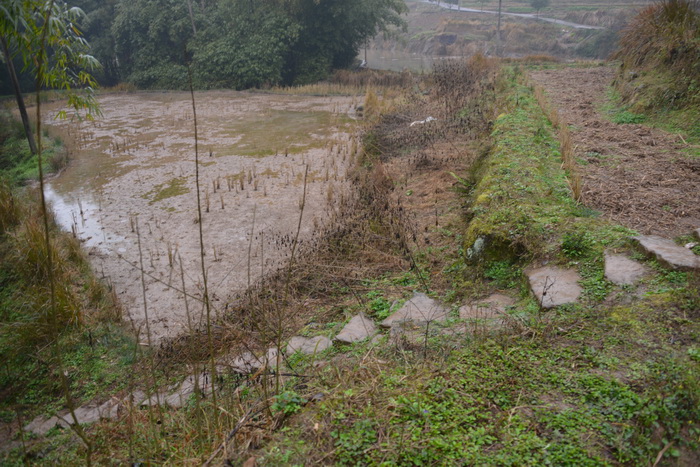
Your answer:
[420,0,605,30]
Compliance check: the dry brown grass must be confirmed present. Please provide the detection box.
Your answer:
[531,80,582,201]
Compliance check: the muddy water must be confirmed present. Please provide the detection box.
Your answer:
[44,91,359,342]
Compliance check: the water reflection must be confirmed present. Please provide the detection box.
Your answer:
[44,184,125,252]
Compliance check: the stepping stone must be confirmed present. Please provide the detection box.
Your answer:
[24,400,121,435]
[604,253,649,285]
[163,372,215,408]
[286,336,332,356]
[527,266,582,308]
[229,351,264,373]
[380,292,449,328]
[634,235,700,271]
[460,294,515,319]
[695,228,700,241]
[25,415,62,436]
[335,313,377,344]
[265,347,281,370]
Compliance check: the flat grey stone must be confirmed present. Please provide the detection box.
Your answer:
[163,372,214,408]
[24,415,61,436]
[265,347,281,370]
[380,293,449,328]
[460,294,515,319]
[335,313,377,344]
[229,351,264,373]
[604,253,649,285]
[140,392,168,407]
[634,235,700,271]
[527,267,582,308]
[129,390,147,405]
[24,401,121,435]
[286,336,332,356]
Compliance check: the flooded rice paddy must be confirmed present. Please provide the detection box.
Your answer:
[44,91,359,342]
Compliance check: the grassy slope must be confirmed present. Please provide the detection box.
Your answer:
[251,68,700,465]
[0,115,136,463]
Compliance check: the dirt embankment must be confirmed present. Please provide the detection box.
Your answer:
[531,66,700,237]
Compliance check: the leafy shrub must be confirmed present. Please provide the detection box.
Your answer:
[612,110,646,124]
[561,231,595,258]
[271,391,306,415]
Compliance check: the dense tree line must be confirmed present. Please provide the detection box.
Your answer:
[1,0,407,92]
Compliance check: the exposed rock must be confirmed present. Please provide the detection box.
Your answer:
[128,390,147,406]
[286,336,332,356]
[265,347,281,370]
[527,267,582,308]
[634,235,700,271]
[694,228,700,241]
[604,253,649,285]
[381,292,449,328]
[335,313,377,344]
[25,400,120,436]
[140,392,168,407]
[163,372,215,408]
[24,415,62,436]
[460,294,515,320]
[229,351,264,374]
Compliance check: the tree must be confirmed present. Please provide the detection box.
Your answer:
[531,0,550,17]
[110,0,408,88]
[0,0,100,154]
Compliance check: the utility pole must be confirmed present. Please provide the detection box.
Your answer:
[497,0,503,57]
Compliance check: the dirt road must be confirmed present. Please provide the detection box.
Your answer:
[531,66,700,238]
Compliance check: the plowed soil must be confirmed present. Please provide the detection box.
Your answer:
[531,66,700,238]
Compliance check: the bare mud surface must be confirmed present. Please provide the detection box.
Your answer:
[531,66,700,237]
[44,91,358,343]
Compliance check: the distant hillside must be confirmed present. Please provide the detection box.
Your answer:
[370,0,640,60]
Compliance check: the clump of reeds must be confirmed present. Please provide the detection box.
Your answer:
[532,82,582,202]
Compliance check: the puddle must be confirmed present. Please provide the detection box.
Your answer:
[44,184,126,251]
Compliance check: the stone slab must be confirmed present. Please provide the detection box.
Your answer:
[380,292,449,328]
[265,347,281,370]
[335,313,377,344]
[163,372,214,408]
[460,294,515,320]
[604,253,649,285]
[286,336,332,356]
[25,400,120,436]
[634,235,700,271]
[527,267,582,308]
[229,351,264,374]
[695,228,700,241]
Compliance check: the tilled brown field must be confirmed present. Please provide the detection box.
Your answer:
[531,66,700,238]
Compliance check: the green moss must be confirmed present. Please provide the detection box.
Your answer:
[143,177,190,204]
[462,73,580,259]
